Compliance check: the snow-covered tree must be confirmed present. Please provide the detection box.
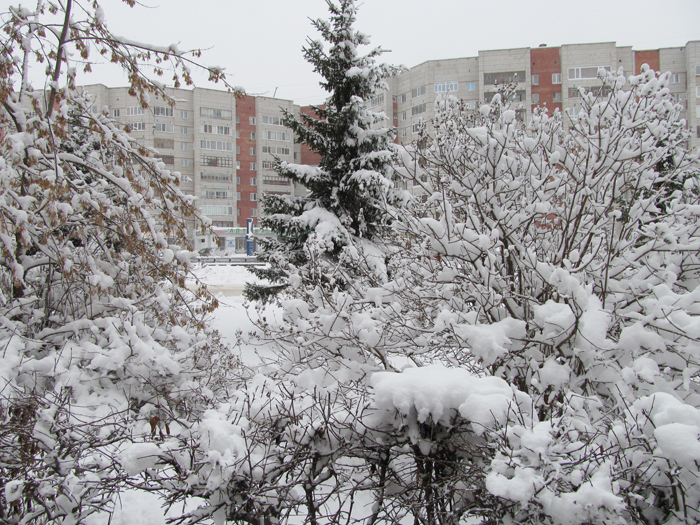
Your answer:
[0,2,238,523]
[245,0,405,303]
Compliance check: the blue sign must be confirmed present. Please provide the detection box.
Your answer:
[246,218,255,256]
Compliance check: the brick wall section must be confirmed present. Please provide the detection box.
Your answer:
[300,105,324,166]
[236,95,257,225]
[635,50,660,75]
[530,47,563,114]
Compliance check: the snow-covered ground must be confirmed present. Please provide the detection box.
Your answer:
[89,265,278,524]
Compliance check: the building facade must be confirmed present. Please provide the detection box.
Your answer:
[81,40,700,249]
[369,41,700,150]
[82,85,311,249]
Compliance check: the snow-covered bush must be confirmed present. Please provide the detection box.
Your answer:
[227,66,700,524]
[372,67,700,523]
[0,3,237,523]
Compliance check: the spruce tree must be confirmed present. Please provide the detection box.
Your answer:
[245,0,403,303]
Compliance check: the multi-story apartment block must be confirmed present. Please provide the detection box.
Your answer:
[384,41,700,150]
[78,40,700,249]
[81,85,306,250]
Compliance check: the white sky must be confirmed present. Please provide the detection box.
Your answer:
[62,0,700,105]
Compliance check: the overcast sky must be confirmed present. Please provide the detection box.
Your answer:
[75,0,700,105]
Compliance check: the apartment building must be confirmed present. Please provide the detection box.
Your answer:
[383,41,700,150]
[78,40,700,248]
[81,85,306,249]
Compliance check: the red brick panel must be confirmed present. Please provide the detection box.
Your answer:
[634,50,660,75]
[530,47,563,114]
[236,95,257,225]
[300,105,324,166]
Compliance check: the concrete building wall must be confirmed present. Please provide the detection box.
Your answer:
[77,39,700,241]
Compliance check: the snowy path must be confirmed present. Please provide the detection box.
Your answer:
[88,266,279,524]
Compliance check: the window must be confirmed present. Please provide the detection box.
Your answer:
[262,115,283,125]
[552,73,562,84]
[484,71,526,85]
[671,93,687,107]
[484,91,525,103]
[236,176,241,184]
[434,81,459,93]
[236,146,241,154]
[531,75,539,86]
[180,110,189,119]
[369,93,385,107]
[553,92,562,103]
[250,178,257,186]
[200,107,232,120]
[201,172,232,183]
[129,122,146,131]
[200,140,233,151]
[249,117,256,125]
[411,103,427,116]
[696,65,700,76]
[262,145,290,155]
[262,130,290,141]
[112,109,120,117]
[412,122,422,134]
[236,130,240,138]
[155,122,174,133]
[411,85,426,98]
[532,93,540,104]
[235,115,240,124]
[250,209,257,217]
[250,162,256,170]
[236,192,241,200]
[566,107,580,120]
[250,147,255,155]
[200,155,233,168]
[180,159,190,167]
[201,124,213,134]
[697,86,700,98]
[401,111,407,121]
[180,126,189,134]
[200,205,233,215]
[126,106,145,116]
[393,112,398,120]
[250,132,256,140]
[154,106,174,117]
[236,161,241,170]
[671,73,681,84]
[155,138,174,149]
[180,142,190,151]
[696,106,700,119]
[263,176,290,186]
[160,155,174,165]
[464,100,477,110]
[262,161,273,169]
[203,189,231,199]
[466,82,476,91]
[697,126,700,139]
[401,128,407,138]
[401,93,407,103]
[392,95,398,102]
[568,66,610,80]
